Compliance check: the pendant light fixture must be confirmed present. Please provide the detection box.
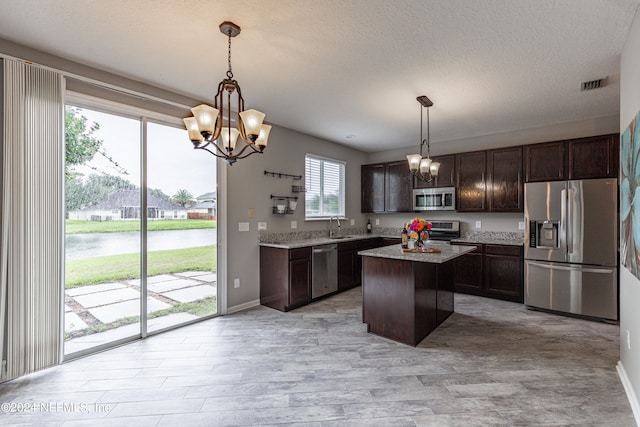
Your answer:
[407,95,440,182]
[183,21,271,165]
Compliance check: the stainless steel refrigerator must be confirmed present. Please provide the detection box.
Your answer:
[524,178,618,321]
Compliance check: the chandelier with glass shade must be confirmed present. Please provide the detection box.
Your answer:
[407,95,440,182]
[183,21,271,165]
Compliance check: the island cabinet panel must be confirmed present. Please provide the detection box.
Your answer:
[362,256,454,346]
[456,151,487,212]
[568,134,618,180]
[414,154,456,189]
[525,141,566,182]
[487,147,523,212]
[260,246,311,312]
[361,163,386,213]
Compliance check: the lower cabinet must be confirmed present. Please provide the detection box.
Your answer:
[452,242,523,303]
[260,246,311,312]
[261,237,387,312]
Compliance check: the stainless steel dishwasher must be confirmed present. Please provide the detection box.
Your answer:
[312,244,338,298]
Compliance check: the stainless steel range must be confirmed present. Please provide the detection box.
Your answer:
[426,220,460,242]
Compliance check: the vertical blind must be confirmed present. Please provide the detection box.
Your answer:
[305,154,345,218]
[1,59,64,380]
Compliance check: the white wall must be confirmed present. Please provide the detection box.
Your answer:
[225,124,368,309]
[619,6,640,418]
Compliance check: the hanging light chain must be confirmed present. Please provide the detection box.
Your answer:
[226,30,233,79]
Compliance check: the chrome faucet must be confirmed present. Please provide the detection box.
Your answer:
[329,216,341,238]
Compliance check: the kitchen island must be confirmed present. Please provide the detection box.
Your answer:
[358,243,476,346]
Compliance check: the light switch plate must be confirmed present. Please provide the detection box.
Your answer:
[238,222,250,232]
[518,221,525,230]
[375,219,380,225]
[350,219,355,225]
[291,220,297,229]
[258,222,267,230]
[475,220,482,229]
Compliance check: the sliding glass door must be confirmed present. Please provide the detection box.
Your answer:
[64,106,142,355]
[63,103,218,357]
[145,121,217,333]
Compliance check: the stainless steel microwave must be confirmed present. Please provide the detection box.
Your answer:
[412,187,456,211]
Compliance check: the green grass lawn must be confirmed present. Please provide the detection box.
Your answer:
[65,245,216,288]
[65,219,216,234]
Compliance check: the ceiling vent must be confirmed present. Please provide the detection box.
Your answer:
[581,77,607,91]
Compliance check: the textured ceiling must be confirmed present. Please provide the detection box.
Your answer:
[0,0,638,152]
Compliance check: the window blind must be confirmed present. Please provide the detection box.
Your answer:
[305,154,345,218]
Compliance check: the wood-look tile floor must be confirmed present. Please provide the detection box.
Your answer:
[0,288,635,426]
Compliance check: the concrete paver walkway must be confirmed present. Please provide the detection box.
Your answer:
[64,271,217,354]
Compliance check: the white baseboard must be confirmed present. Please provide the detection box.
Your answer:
[617,361,640,424]
[226,299,260,314]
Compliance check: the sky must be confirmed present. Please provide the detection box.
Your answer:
[72,107,216,198]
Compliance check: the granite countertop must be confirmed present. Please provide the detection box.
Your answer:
[358,243,477,264]
[259,234,386,249]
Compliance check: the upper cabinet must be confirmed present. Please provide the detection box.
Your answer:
[487,147,523,212]
[361,161,412,213]
[361,163,386,213]
[385,160,414,212]
[414,154,456,189]
[568,134,618,180]
[456,151,487,212]
[525,134,618,182]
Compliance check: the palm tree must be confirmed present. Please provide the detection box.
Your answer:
[172,189,194,208]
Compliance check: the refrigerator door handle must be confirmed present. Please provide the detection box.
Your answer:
[566,188,574,254]
[560,188,568,253]
[526,261,614,274]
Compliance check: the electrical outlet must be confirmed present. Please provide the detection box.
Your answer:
[475,220,482,229]
[375,219,380,225]
[291,220,297,229]
[518,221,525,230]
[350,219,355,226]
[258,222,267,231]
[238,222,249,232]
[234,278,240,289]
[627,329,631,350]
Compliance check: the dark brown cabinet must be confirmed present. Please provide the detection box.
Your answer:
[452,244,484,293]
[484,244,523,301]
[362,161,412,213]
[385,160,413,212]
[525,134,619,182]
[361,163,386,213]
[487,147,523,212]
[525,141,566,182]
[338,241,358,291]
[568,134,618,180]
[452,242,523,303]
[414,154,456,189]
[260,246,311,311]
[456,151,487,212]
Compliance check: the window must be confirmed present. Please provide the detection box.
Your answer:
[305,154,345,218]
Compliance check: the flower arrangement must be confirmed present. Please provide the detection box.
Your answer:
[406,217,432,247]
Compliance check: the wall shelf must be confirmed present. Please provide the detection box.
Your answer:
[271,195,298,215]
[264,170,302,180]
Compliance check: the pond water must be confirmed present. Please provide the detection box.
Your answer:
[65,228,217,260]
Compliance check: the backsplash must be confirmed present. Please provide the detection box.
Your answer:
[259,226,368,243]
